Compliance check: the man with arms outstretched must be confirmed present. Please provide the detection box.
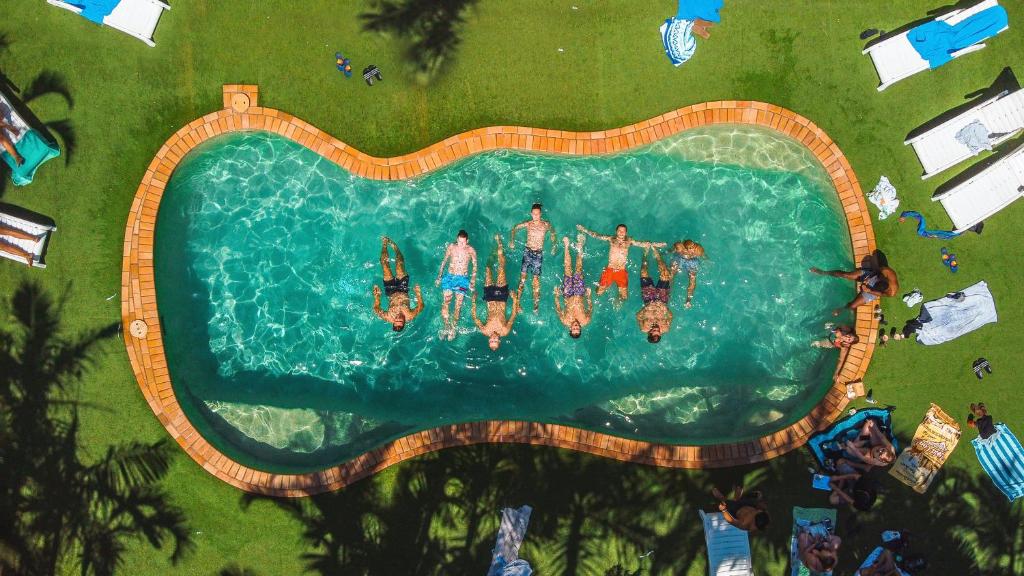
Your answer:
[509,203,557,312]
[372,236,423,332]
[636,247,674,343]
[554,234,592,338]
[577,223,664,301]
[436,229,478,339]
[472,235,521,351]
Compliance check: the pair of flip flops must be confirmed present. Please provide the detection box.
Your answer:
[940,247,958,272]
[972,358,992,380]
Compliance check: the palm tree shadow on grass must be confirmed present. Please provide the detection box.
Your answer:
[0,281,192,575]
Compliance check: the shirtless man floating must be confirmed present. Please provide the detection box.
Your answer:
[436,229,478,339]
[636,247,674,344]
[372,236,423,332]
[554,234,592,338]
[509,203,557,312]
[670,239,705,309]
[472,235,521,351]
[577,223,664,301]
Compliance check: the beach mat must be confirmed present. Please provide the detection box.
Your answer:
[973,423,1024,501]
[889,404,961,493]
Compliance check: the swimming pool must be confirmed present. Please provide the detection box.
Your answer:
[153,124,854,474]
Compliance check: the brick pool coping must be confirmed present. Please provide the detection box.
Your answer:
[121,85,878,496]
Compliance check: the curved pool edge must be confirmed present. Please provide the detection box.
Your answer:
[122,84,878,496]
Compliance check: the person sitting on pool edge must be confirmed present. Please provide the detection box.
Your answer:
[670,239,704,309]
[809,258,899,316]
[812,324,859,382]
[577,223,664,302]
[472,235,521,350]
[509,203,558,313]
[436,229,478,340]
[554,234,593,338]
[372,236,423,331]
[636,247,674,343]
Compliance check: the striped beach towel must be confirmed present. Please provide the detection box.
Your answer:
[973,423,1024,501]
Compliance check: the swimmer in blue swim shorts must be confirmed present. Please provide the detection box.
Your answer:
[436,229,478,339]
[670,239,705,309]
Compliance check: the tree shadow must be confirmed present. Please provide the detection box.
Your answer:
[359,0,480,85]
[0,281,192,575]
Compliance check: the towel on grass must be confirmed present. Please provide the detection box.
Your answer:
[898,210,961,240]
[69,0,122,24]
[660,18,697,66]
[868,176,899,219]
[914,281,996,345]
[790,507,837,576]
[677,0,723,23]
[973,423,1024,501]
[908,5,1009,68]
[890,404,961,493]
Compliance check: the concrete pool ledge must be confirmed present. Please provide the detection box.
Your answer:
[121,84,879,496]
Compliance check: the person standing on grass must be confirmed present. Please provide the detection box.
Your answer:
[436,229,478,340]
[509,203,558,313]
[554,234,593,338]
[472,235,521,351]
[809,262,899,316]
[577,223,664,302]
[372,236,423,332]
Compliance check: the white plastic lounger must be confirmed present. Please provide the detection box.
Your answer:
[907,88,1024,179]
[934,141,1024,232]
[0,209,56,269]
[700,511,753,576]
[863,0,1007,91]
[47,0,170,47]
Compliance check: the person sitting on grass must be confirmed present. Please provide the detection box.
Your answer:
[710,485,770,533]
[812,324,859,381]
[669,239,704,309]
[827,471,878,511]
[372,236,423,332]
[554,234,593,338]
[967,402,998,440]
[471,235,521,351]
[798,528,841,573]
[844,418,896,469]
[809,261,899,316]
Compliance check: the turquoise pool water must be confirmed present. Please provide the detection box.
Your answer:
[155,127,853,473]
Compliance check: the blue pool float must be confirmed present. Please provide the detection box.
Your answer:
[807,407,897,473]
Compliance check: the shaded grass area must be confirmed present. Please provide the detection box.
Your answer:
[0,0,1022,573]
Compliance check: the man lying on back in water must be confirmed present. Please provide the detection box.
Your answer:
[577,223,664,302]
[636,247,674,343]
[554,234,592,338]
[509,203,558,312]
[436,229,478,339]
[472,235,521,350]
[372,236,423,332]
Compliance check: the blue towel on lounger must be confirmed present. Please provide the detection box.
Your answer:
[974,423,1024,501]
[677,0,723,23]
[909,5,1008,69]
[69,0,122,24]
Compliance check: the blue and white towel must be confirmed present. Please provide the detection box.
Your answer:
[867,176,900,220]
[973,423,1024,501]
[676,0,723,23]
[660,18,697,66]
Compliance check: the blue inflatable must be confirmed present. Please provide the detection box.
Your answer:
[807,408,897,472]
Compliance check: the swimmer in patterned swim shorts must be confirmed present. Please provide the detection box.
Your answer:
[577,223,664,303]
[636,247,674,343]
[509,203,558,313]
[554,234,593,338]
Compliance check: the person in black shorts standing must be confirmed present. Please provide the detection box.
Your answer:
[373,236,423,331]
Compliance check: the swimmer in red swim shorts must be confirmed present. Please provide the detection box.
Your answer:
[577,223,664,302]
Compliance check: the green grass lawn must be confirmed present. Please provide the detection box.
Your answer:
[2,1,1023,574]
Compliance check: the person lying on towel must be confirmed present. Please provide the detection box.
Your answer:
[844,418,896,468]
[0,118,25,166]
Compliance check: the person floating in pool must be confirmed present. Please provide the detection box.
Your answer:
[508,203,558,313]
[472,235,522,350]
[636,247,674,343]
[670,239,705,309]
[577,223,664,302]
[436,229,478,340]
[554,234,593,338]
[809,258,899,316]
[372,236,423,332]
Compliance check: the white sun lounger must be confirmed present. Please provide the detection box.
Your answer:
[863,0,1008,92]
[700,510,753,576]
[934,141,1024,232]
[0,208,56,269]
[907,88,1024,179]
[47,0,170,47]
